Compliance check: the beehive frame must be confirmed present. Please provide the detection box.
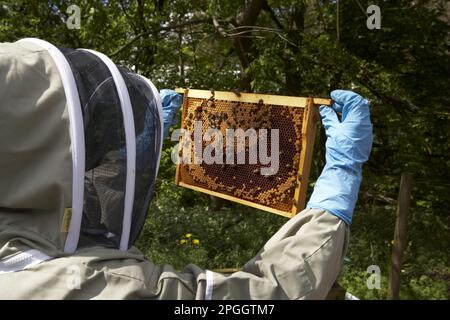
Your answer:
[174,88,331,218]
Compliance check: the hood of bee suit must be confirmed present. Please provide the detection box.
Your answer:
[0,39,163,265]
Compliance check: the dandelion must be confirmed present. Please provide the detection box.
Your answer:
[185,233,192,238]
[192,239,200,245]
[180,239,186,245]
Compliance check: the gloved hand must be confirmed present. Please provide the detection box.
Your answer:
[307,90,373,224]
[160,89,183,138]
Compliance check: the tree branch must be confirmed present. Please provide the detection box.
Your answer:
[110,18,212,57]
[357,76,420,116]
[232,0,266,91]
[263,1,285,30]
[363,191,398,205]
[118,0,138,34]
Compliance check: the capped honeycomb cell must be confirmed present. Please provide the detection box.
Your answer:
[174,89,330,218]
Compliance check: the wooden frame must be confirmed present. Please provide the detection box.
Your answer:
[292,97,318,215]
[174,88,331,218]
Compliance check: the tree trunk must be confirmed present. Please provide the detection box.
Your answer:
[232,0,266,92]
[388,172,413,300]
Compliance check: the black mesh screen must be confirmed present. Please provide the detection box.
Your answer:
[61,48,126,248]
[119,68,162,247]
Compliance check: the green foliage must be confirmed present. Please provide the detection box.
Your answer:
[339,268,389,300]
[1,0,448,299]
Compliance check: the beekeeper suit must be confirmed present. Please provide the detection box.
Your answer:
[0,39,373,299]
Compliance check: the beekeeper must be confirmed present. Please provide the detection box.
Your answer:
[0,39,372,299]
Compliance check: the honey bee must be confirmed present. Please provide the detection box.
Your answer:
[230,102,239,117]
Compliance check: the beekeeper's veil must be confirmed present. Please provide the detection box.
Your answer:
[0,39,163,257]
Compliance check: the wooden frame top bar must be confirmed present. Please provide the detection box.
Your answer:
[175,88,331,108]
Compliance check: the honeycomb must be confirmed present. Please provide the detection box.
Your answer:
[176,90,314,217]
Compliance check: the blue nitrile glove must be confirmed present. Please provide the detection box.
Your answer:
[307,90,373,224]
[160,89,183,138]
[117,89,183,160]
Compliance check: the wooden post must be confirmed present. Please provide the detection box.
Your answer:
[387,172,413,300]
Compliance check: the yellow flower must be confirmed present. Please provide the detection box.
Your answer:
[192,239,200,245]
[180,239,186,245]
[185,233,192,238]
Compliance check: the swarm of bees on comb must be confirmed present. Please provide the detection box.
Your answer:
[176,89,313,217]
